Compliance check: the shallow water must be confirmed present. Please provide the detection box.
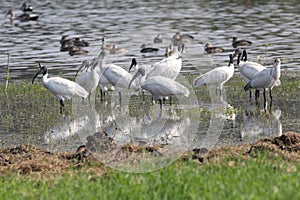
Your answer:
[0,0,299,154]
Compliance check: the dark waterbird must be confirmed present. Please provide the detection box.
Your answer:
[232,37,252,48]
[140,44,159,53]
[205,43,224,54]
[5,10,39,21]
[21,2,33,12]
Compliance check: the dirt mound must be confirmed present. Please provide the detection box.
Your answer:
[0,132,299,176]
[193,132,300,163]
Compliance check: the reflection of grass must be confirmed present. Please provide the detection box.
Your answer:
[0,149,299,199]
[0,81,68,146]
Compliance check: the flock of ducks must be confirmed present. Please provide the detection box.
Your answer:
[60,35,90,56]
[31,30,281,113]
[7,3,280,112]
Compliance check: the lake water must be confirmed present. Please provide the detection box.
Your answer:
[0,0,299,164]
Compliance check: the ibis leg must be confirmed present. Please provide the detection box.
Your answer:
[60,99,64,107]
[119,91,122,105]
[269,89,273,109]
[255,90,259,100]
[159,99,162,109]
[263,89,267,109]
[269,89,273,102]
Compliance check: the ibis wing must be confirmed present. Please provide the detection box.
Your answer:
[142,76,189,98]
[147,56,181,80]
[103,65,134,88]
[194,66,229,86]
[248,69,273,89]
[239,62,265,81]
[46,77,88,98]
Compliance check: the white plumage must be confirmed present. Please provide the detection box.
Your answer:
[238,50,266,83]
[32,63,88,108]
[146,44,184,80]
[103,64,139,92]
[142,76,189,99]
[129,67,189,108]
[76,59,100,94]
[244,58,281,103]
[237,49,266,99]
[193,54,234,92]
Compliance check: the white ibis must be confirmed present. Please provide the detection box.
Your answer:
[32,63,88,110]
[237,49,266,99]
[244,58,281,107]
[128,68,189,108]
[153,34,163,43]
[205,43,224,54]
[146,44,185,80]
[232,37,252,48]
[193,54,234,94]
[101,54,139,102]
[75,59,100,96]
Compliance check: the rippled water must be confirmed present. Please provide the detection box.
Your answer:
[1,0,300,79]
[0,0,299,154]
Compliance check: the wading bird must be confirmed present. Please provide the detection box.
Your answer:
[244,58,281,108]
[146,44,185,80]
[32,63,88,112]
[193,54,234,95]
[128,68,189,109]
[237,49,266,100]
[100,53,139,102]
[75,59,100,96]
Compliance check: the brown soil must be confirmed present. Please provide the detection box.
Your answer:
[0,132,299,177]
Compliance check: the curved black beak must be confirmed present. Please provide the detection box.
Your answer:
[128,67,145,89]
[128,58,137,72]
[32,63,43,84]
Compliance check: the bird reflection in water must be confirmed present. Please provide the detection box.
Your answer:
[241,104,282,142]
[99,94,192,149]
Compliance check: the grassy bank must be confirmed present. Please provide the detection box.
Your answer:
[0,133,299,200]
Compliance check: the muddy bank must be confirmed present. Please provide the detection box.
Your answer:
[0,132,299,177]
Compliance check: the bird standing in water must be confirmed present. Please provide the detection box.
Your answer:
[32,63,88,113]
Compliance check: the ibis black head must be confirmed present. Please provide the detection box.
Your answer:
[128,58,137,72]
[32,63,47,84]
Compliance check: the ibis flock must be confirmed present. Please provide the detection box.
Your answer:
[31,32,281,112]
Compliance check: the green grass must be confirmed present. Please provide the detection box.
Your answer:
[0,153,299,200]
